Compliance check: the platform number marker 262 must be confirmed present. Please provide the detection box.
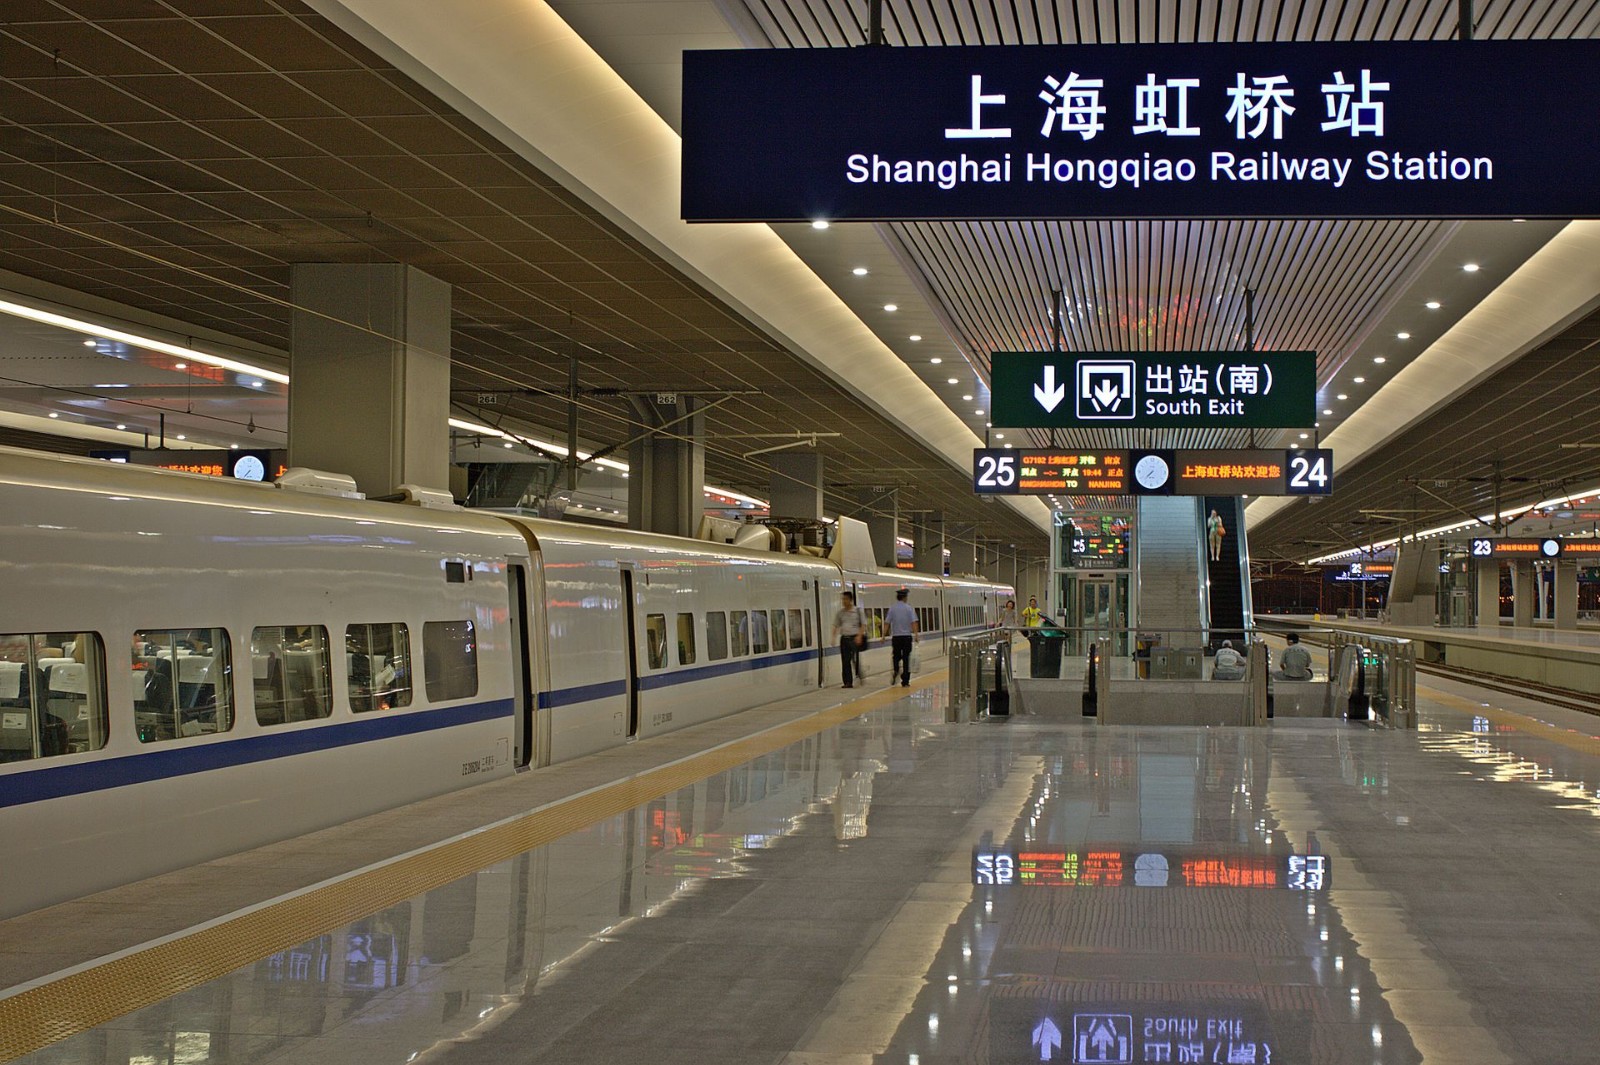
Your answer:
[973,450,1018,494]
[1286,450,1333,495]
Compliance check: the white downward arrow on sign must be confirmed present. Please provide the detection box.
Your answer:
[1092,379,1122,411]
[1034,364,1065,412]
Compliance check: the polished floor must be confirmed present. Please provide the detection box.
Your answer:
[12,671,1600,1065]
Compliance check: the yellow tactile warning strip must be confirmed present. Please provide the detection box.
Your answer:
[1420,680,1600,757]
[0,673,943,1062]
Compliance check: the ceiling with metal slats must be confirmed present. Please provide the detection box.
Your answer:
[0,0,1597,562]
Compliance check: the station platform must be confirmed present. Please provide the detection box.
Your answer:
[1269,615,1600,691]
[6,657,1600,1064]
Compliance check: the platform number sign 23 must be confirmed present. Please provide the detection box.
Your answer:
[1286,449,1334,495]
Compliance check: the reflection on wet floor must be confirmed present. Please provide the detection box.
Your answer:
[17,682,1600,1065]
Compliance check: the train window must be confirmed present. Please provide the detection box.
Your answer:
[0,632,108,762]
[750,610,771,654]
[729,612,750,657]
[676,613,696,665]
[132,629,233,743]
[346,623,413,713]
[644,614,668,670]
[423,621,478,702]
[770,610,788,651]
[253,626,333,725]
[787,609,803,648]
[804,610,813,647]
[706,612,728,661]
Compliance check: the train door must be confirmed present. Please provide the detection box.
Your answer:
[619,567,641,739]
[507,562,537,768]
[813,580,826,686]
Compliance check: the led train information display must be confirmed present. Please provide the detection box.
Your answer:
[974,448,1333,496]
[683,39,1600,221]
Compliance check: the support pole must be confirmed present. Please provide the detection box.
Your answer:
[1458,0,1474,41]
[867,0,885,45]
[566,352,579,492]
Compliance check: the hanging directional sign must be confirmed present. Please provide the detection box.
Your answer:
[683,40,1600,221]
[974,447,1332,496]
[991,351,1316,428]
[1468,537,1567,559]
[988,997,1297,1065]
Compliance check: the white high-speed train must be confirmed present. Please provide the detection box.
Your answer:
[0,447,1011,918]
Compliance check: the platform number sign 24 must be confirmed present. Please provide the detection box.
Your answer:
[1285,449,1334,495]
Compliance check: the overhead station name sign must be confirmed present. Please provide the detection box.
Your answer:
[682,40,1600,221]
[990,351,1314,429]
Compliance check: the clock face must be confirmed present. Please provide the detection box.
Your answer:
[1541,538,1562,558]
[232,454,266,482]
[1134,453,1170,490]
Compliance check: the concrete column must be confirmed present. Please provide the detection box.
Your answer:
[1475,558,1501,629]
[627,396,705,538]
[911,511,945,575]
[858,487,899,567]
[768,452,823,522]
[1555,560,1579,631]
[289,263,451,497]
[1510,559,1535,627]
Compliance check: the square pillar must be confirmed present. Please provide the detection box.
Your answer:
[1475,558,1501,629]
[289,264,451,497]
[1511,560,1535,627]
[628,396,705,538]
[1555,559,1579,631]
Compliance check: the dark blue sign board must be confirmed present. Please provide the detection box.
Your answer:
[988,998,1301,1065]
[682,40,1600,220]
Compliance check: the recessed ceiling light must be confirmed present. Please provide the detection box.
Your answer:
[176,434,187,440]
[1425,301,1441,310]
[930,357,943,364]
[1373,356,1387,364]
[975,409,984,416]
[1353,376,1365,383]
[947,377,959,384]
[230,443,239,450]
[812,220,830,230]
[995,433,1005,440]
[503,441,514,449]
[985,422,992,428]
[909,334,922,341]
[883,303,898,312]
[962,394,973,401]
[116,423,127,430]
[851,266,868,276]
[82,338,96,347]
[250,380,263,388]
[1298,432,1309,439]
[1396,332,1410,340]
[1322,409,1333,415]
[47,411,59,418]
[1462,262,1480,272]
[1004,443,1013,449]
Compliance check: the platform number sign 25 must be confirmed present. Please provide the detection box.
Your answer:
[1285,449,1334,495]
[973,449,1019,495]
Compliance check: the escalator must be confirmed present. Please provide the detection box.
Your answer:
[1203,496,1247,649]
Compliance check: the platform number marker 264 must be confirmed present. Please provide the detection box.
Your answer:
[974,450,1018,494]
[1286,450,1333,495]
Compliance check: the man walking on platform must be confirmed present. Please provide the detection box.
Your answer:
[887,588,920,687]
[832,591,866,688]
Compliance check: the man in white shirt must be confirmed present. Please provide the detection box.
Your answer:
[831,591,865,688]
[1212,640,1245,681]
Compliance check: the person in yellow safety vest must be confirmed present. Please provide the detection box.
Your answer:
[1021,596,1043,628]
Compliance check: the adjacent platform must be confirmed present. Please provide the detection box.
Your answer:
[1297,617,1600,691]
[6,661,1600,1065]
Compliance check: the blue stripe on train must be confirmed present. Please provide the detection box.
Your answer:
[0,697,513,810]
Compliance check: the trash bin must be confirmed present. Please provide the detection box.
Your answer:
[1028,628,1066,678]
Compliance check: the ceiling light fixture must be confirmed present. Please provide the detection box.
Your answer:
[174,362,188,370]
[82,339,96,347]
[1298,432,1309,439]
[811,220,830,230]
[116,423,127,430]
[947,377,959,384]
[1373,356,1387,364]
[962,394,973,401]
[930,357,942,364]
[1395,332,1410,340]
[48,411,59,418]
[1336,393,1348,400]
[1353,376,1365,383]
[909,334,922,341]
[1425,301,1441,309]
[851,267,867,276]
[974,409,984,416]
[1462,262,1480,272]
[883,303,898,312]
[1322,408,1333,415]
[176,434,186,440]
